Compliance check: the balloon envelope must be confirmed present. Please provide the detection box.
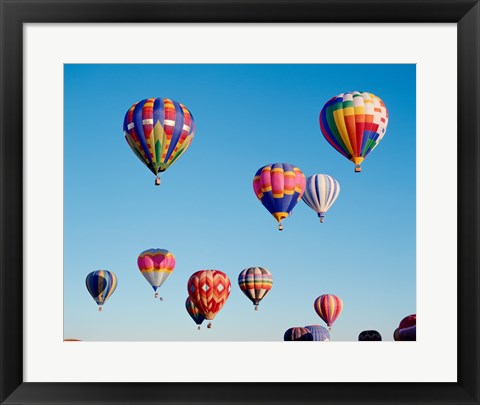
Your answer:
[85,270,117,307]
[302,174,340,222]
[304,325,330,341]
[238,267,273,308]
[358,330,382,341]
[253,163,306,230]
[314,294,343,329]
[399,314,416,341]
[319,91,388,172]
[123,98,195,180]
[284,327,313,341]
[137,249,175,295]
[399,325,416,341]
[187,270,231,321]
[185,297,205,326]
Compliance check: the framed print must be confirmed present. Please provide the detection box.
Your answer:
[1,0,479,404]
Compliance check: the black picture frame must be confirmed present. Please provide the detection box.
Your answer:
[1,1,479,404]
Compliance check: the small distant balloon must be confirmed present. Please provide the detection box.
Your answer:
[238,267,273,310]
[185,297,205,330]
[85,270,117,311]
[253,163,306,231]
[314,294,343,330]
[302,174,340,223]
[137,248,175,299]
[358,330,382,341]
[304,325,330,341]
[284,327,313,341]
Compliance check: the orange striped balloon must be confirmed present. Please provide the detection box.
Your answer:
[314,294,343,330]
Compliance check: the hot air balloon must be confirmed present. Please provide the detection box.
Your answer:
[137,249,175,300]
[358,330,382,341]
[314,294,343,330]
[284,327,313,341]
[238,267,273,310]
[399,314,416,341]
[304,325,330,341]
[123,98,196,185]
[319,91,388,173]
[253,163,306,230]
[185,297,205,330]
[187,270,231,328]
[85,270,117,311]
[393,328,401,341]
[302,174,340,223]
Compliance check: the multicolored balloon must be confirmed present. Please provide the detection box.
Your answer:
[399,314,416,341]
[314,294,343,330]
[123,98,196,185]
[85,270,117,311]
[185,297,205,330]
[302,174,340,223]
[304,325,330,341]
[284,327,313,341]
[319,91,388,173]
[358,330,382,341]
[238,267,273,310]
[187,270,231,328]
[137,249,175,299]
[253,163,306,230]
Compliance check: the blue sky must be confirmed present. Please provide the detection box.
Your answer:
[64,64,416,341]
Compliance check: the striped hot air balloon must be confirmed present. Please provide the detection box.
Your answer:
[123,98,196,185]
[238,267,273,310]
[358,330,382,341]
[302,174,340,223]
[284,327,313,341]
[137,249,176,300]
[319,91,388,173]
[314,294,343,330]
[253,163,306,231]
[304,325,330,341]
[85,270,117,311]
[187,270,231,328]
[185,297,205,330]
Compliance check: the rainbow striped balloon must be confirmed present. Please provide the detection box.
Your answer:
[238,267,273,310]
[85,270,117,311]
[319,91,388,172]
[314,294,343,330]
[123,98,195,185]
[253,163,306,231]
[137,249,176,299]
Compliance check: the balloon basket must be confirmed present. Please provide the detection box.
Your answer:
[154,292,159,299]
[278,223,283,231]
[197,326,201,330]
[207,322,212,329]
[159,297,164,301]
[254,305,259,311]
[320,218,324,223]
[98,307,102,312]
[354,165,361,173]
[155,177,161,186]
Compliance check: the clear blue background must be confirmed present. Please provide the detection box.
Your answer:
[64,64,416,341]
